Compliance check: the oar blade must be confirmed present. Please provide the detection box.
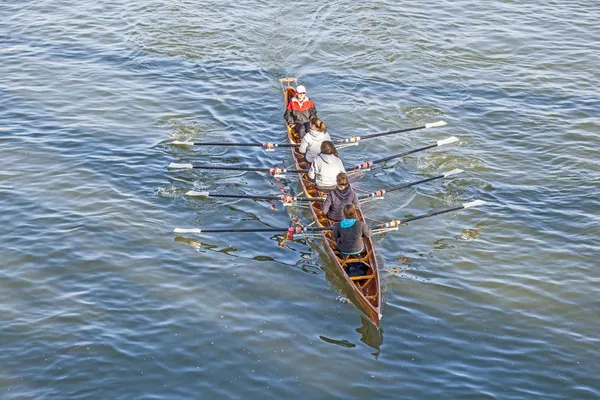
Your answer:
[437,136,459,146]
[186,190,209,197]
[168,163,193,169]
[174,228,202,234]
[171,141,194,146]
[425,120,447,128]
[463,200,487,208]
[443,168,464,177]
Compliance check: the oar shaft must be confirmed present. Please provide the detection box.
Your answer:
[372,201,485,230]
[384,174,444,193]
[372,143,437,165]
[192,165,272,172]
[186,165,308,174]
[175,226,332,234]
[359,174,445,200]
[371,205,465,230]
[202,228,290,233]
[192,142,264,147]
[173,141,299,148]
[359,125,426,140]
[208,194,285,200]
[399,205,465,224]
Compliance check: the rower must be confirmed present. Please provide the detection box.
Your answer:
[299,117,330,164]
[284,85,317,138]
[322,172,360,222]
[307,141,345,193]
[333,204,371,255]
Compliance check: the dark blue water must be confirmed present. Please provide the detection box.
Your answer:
[2,1,599,398]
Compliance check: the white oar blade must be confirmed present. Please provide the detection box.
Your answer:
[186,190,210,197]
[174,228,202,234]
[171,141,194,146]
[168,163,193,169]
[437,136,459,146]
[463,200,486,209]
[443,168,464,177]
[425,120,447,129]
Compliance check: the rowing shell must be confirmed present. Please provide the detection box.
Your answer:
[280,77,382,327]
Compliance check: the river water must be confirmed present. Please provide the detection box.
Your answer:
[2,1,599,399]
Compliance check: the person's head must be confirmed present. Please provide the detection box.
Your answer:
[296,85,307,101]
[320,141,338,157]
[310,117,327,133]
[336,172,349,189]
[343,204,358,219]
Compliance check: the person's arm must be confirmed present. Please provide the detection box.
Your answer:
[352,192,361,210]
[309,100,317,119]
[322,194,332,215]
[333,223,340,240]
[308,161,316,180]
[284,102,294,126]
[361,221,372,238]
[298,135,310,155]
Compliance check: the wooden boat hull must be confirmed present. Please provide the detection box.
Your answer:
[281,80,381,327]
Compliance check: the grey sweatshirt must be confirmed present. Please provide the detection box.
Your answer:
[308,153,345,189]
[333,219,371,254]
[322,186,360,221]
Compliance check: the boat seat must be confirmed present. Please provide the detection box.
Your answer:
[349,274,375,281]
[339,249,374,268]
[350,274,376,289]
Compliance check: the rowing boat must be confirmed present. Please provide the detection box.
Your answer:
[170,83,486,328]
[279,77,382,327]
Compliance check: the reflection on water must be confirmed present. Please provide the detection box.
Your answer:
[460,227,481,240]
[174,235,202,249]
[318,335,357,348]
[356,316,383,359]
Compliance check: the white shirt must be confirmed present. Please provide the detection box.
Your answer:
[299,129,331,163]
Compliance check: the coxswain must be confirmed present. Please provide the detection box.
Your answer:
[308,141,345,193]
[284,85,317,138]
[333,204,371,255]
[322,172,360,222]
[299,117,330,164]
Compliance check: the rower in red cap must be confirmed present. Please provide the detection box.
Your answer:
[284,85,317,138]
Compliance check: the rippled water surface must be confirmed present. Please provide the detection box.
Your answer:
[2,1,599,398]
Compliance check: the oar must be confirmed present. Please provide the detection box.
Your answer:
[173,200,485,235]
[339,120,447,143]
[185,191,317,203]
[350,136,458,171]
[171,141,298,149]
[371,200,486,233]
[170,120,447,148]
[358,168,463,200]
[174,226,331,234]
[185,169,464,203]
[168,163,308,176]
[169,137,456,176]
